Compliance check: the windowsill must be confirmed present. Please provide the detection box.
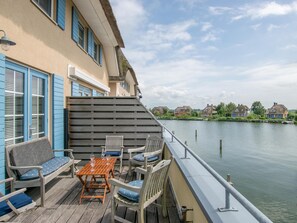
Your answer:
[31,0,58,27]
[92,58,102,67]
[76,43,88,54]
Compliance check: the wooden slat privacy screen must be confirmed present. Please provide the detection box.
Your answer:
[67,97,162,164]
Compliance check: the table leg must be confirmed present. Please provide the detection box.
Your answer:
[80,175,89,204]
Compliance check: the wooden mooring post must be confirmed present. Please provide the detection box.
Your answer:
[220,139,223,153]
[195,129,198,140]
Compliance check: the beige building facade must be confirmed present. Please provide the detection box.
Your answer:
[0,0,138,193]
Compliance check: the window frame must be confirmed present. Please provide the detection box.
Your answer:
[78,21,85,49]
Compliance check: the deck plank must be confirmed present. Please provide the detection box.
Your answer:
[9,166,180,223]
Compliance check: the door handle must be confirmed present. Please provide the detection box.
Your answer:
[29,126,36,138]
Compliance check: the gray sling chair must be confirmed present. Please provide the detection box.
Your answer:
[128,135,164,176]
[101,135,124,173]
[110,158,172,223]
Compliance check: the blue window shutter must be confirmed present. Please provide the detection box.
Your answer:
[99,45,103,65]
[52,74,64,157]
[0,54,5,194]
[56,0,66,30]
[88,29,94,56]
[72,81,79,96]
[72,7,79,42]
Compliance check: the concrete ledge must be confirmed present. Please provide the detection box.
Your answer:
[164,131,260,223]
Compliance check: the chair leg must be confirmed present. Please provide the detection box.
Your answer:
[111,198,116,223]
[162,185,168,217]
[40,182,45,207]
[128,161,132,176]
[137,209,145,223]
[119,158,122,173]
[71,163,75,178]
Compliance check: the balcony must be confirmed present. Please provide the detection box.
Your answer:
[6,97,272,223]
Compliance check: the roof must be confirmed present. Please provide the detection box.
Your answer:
[267,103,288,114]
[233,104,249,113]
[100,0,125,48]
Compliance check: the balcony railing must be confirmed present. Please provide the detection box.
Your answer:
[160,122,273,223]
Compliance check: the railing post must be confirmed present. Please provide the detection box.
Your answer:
[184,141,188,158]
[171,131,175,142]
[181,141,190,159]
[218,174,238,212]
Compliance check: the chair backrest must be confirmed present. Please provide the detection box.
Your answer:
[6,137,54,177]
[144,135,164,153]
[139,159,172,206]
[105,135,124,152]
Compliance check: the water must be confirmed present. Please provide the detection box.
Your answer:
[161,120,297,223]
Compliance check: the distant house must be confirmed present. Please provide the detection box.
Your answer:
[201,104,217,117]
[266,102,288,119]
[152,106,169,116]
[232,104,249,117]
[174,106,192,117]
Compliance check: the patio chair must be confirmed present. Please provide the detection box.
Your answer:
[128,135,164,175]
[0,178,36,222]
[110,158,172,223]
[101,135,124,172]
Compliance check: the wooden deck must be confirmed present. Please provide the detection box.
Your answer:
[9,167,180,223]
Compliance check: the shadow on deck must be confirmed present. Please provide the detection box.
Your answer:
[10,167,180,223]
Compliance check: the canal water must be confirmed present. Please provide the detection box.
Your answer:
[161,120,297,223]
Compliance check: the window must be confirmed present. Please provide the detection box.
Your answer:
[78,84,91,96]
[33,0,52,16]
[120,81,130,92]
[33,0,66,29]
[94,42,98,62]
[4,63,48,145]
[31,76,46,139]
[78,22,85,48]
[5,69,25,146]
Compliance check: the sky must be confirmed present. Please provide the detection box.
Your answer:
[110,0,297,109]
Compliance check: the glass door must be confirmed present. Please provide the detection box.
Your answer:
[5,62,48,145]
[4,66,26,145]
[29,71,48,140]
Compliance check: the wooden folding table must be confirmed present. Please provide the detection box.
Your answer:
[76,157,116,204]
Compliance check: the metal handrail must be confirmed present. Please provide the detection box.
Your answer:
[159,123,272,223]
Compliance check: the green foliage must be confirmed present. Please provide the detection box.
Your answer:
[226,102,236,117]
[216,102,226,116]
[251,101,266,116]
[287,112,296,121]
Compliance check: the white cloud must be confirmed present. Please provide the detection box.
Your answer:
[201,22,213,32]
[201,32,218,42]
[209,6,232,15]
[267,24,282,31]
[233,1,297,20]
[251,23,262,30]
[178,45,196,54]
[110,0,147,35]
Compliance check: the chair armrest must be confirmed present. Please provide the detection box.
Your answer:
[9,165,44,178]
[0,188,27,203]
[127,146,145,154]
[0,177,14,185]
[143,149,163,157]
[109,179,141,193]
[135,167,147,175]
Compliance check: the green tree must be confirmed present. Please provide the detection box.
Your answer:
[251,101,266,116]
[216,102,226,116]
[226,102,236,117]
